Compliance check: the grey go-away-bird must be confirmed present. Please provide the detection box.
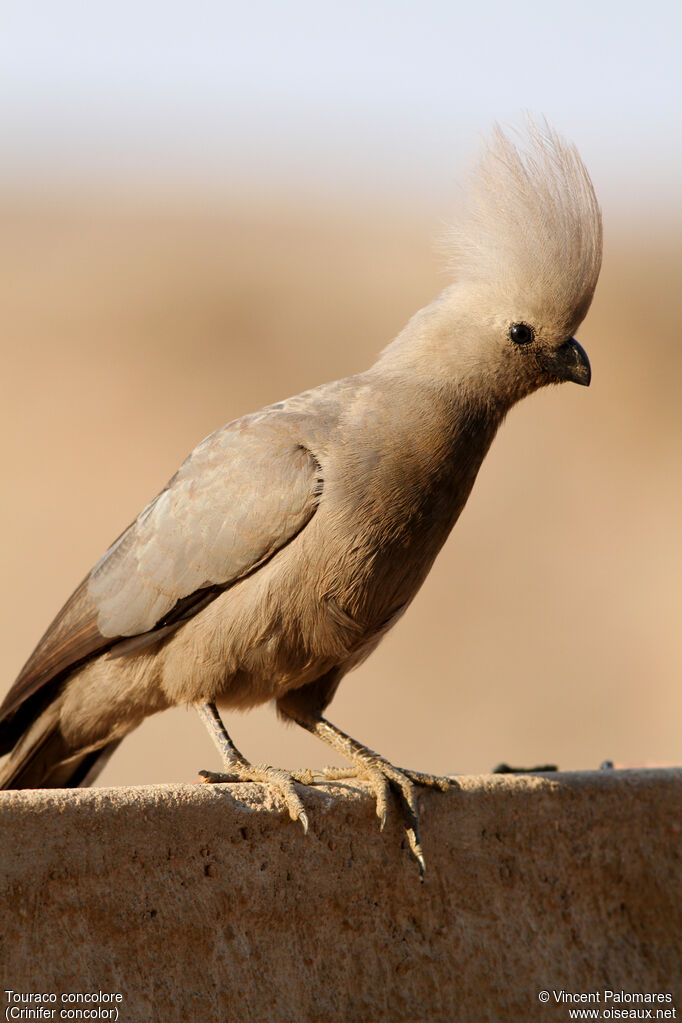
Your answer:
[0,120,602,872]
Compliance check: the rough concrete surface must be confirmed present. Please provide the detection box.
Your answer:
[0,770,680,1022]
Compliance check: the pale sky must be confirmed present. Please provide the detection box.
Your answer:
[0,0,680,213]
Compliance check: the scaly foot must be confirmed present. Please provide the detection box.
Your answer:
[315,761,451,875]
[199,762,315,834]
[197,702,315,832]
[197,701,451,875]
[282,714,452,876]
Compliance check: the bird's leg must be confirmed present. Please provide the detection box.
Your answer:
[282,711,451,876]
[196,701,313,833]
[196,701,251,768]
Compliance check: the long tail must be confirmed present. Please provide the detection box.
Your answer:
[0,698,120,789]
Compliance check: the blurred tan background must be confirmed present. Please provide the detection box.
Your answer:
[0,1,680,783]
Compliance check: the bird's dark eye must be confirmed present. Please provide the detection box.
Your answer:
[509,322,535,346]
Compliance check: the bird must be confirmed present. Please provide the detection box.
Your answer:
[0,119,602,873]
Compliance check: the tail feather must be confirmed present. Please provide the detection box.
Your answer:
[0,699,119,789]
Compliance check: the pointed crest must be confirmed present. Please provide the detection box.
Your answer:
[443,117,602,331]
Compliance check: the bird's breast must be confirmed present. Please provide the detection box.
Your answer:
[311,436,484,641]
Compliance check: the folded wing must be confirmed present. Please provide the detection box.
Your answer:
[0,408,323,743]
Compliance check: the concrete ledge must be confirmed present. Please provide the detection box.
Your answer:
[1,770,680,1022]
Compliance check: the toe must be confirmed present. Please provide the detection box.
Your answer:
[402,768,452,792]
[363,770,390,830]
[250,764,309,831]
[405,826,426,879]
[199,763,310,834]
[199,769,241,784]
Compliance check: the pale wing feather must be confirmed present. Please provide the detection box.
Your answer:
[89,412,321,637]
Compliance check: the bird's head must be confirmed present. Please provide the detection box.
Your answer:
[446,118,602,403]
[382,119,602,412]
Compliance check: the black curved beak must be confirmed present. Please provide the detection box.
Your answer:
[544,337,591,387]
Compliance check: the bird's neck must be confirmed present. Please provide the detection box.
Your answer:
[353,361,502,532]
[373,287,517,420]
